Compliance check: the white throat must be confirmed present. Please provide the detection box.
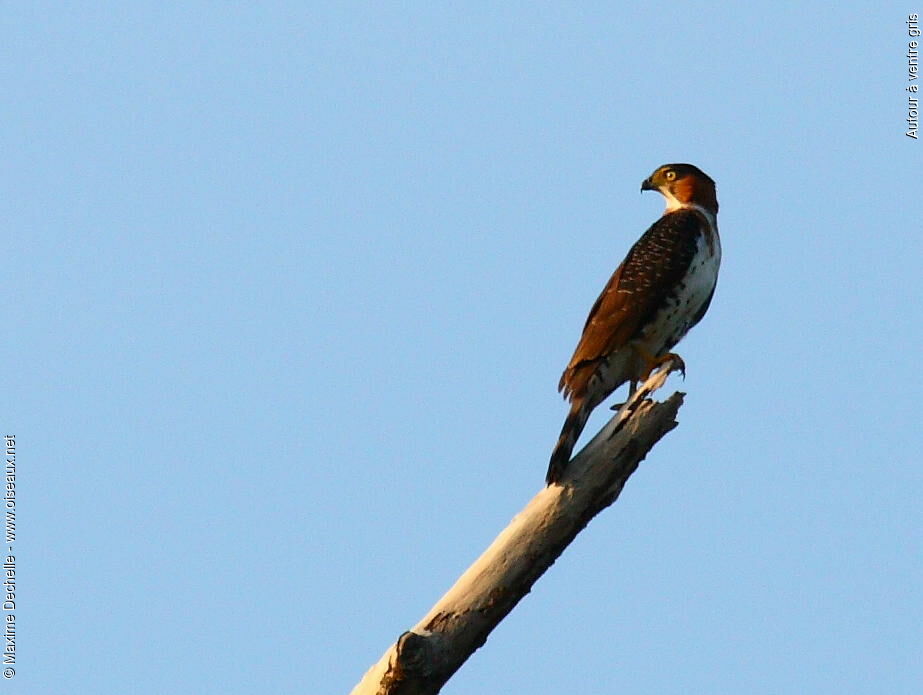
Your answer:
[662,188,685,212]
[662,192,718,230]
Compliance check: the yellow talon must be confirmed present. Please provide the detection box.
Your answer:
[636,348,686,381]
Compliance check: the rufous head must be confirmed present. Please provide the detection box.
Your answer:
[641,163,718,215]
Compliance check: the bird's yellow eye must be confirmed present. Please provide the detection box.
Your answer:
[664,170,676,181]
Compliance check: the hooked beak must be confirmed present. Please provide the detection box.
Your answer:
[640,176,655,192]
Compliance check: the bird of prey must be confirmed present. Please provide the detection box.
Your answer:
[546,163,721,485]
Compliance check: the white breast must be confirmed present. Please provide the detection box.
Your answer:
[641,219,721,354]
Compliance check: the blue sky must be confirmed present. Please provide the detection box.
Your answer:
[4,3,920,693]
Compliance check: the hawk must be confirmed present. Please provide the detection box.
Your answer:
[546,163,721,485]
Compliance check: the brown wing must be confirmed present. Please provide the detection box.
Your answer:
[559,209,706,399]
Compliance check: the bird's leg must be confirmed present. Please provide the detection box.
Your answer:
[637,347,686,381]
[611,351,685,412]
[609,380,639,411]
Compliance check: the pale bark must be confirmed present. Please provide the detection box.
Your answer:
[350,365,685,695]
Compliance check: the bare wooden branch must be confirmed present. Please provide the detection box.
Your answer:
[350,365,685,695]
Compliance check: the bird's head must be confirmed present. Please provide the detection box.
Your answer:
[641,163,718,215]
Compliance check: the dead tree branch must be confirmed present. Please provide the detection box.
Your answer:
[350,365,685,695]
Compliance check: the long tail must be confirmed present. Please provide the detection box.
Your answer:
[546,399,591,485]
